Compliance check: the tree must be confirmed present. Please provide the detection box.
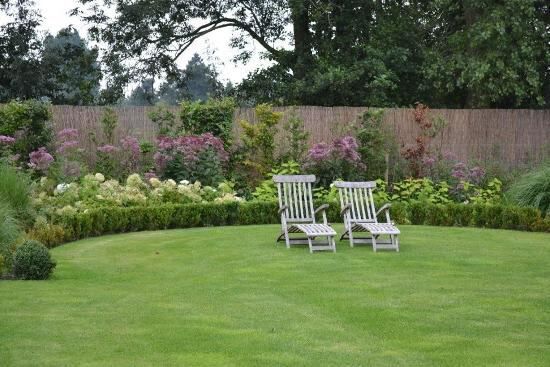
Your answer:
[41,27,102,105]
[76,0,548,108]
[0,0,43,102]
[158,53,223,105]
[424,0,549,108]
[124,78,157,106]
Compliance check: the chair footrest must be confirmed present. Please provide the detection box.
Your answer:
[357,223,400,235]
[294,224,336,237]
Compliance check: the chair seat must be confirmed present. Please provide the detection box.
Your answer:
[293,223,337,237]
[356,222,400,235]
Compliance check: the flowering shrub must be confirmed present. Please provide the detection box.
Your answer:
[55,128,84,180]
[303,136,365,187]
[155,133,228,186]
[28,147,54,173]
[0,100,53,165]
[32,173,242,217]
[0,135,16,163]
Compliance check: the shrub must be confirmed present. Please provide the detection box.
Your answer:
[155,134,228,186]
[100,107,118,144]
[180,98,235,146]
[278,107,309,162]
[0,100,53,164]
[27,217,66,249]
[507,164,550,216]
[239,103,283,181]
[149,103,177,136]
[303,136,365,187]
[356,108,400,182]
[401,103,446,178]
[12,240,56,280]
[51,201,549,246]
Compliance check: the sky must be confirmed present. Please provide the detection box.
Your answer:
[35,0,272,84]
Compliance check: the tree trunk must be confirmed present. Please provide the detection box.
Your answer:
[289,0,312,80]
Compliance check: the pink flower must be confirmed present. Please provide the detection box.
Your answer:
[28,147,54,171]
[56,140,79,154]
[0,135,16,145]
[120,136,140,157]
[57,128,79,141]
[97,145,120,154]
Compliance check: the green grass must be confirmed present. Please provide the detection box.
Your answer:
[1,225,549,366]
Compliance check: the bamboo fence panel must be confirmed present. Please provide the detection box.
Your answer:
[46,105,550,167]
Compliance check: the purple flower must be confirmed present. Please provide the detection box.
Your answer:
[57,128,79,141]
[422,155,436,168]
[307,142,331,161]
[28,147,54,172]
[120,136,140,157]
[97,145,120,154]
[0,135,16,145]
[56,140,79,154]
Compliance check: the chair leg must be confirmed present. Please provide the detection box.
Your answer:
[372,235,377,252]
[332,237,336,253]
[395,235,399,252]
[284,229,290,249]
[348,228,354,248]
[307,237,313,253]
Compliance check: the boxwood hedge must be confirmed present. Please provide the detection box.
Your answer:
[50,201,549,246]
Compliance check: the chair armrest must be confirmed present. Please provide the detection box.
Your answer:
[375,203,392,217]
[340,203,351,216]
[278,205,288,215]
[314,204,329,215]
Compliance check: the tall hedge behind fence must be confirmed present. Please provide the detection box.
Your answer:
[50,105,550,167]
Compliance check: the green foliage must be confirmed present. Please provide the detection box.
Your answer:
[164,148,224,187]
[0,100,53,160]
[0,201,20,274]
[391,178,452,205]
[0,163,33,221]
[356,109,401,181]
[180,98,235,145]
[239,104,283,181]
[466,178,502,205]
[507,164,550,216]
[279,108,309,162]
[41,27,102,105]
[0,0,43,102]
[148,103,177,135]
[251,161,301,201]
[12,240,56,280]
[26,216,66,249]
[425,0,548,108]
[100,107,118,143]
[51,200,549,246]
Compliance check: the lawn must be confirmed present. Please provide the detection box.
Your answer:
[1,225,549,366]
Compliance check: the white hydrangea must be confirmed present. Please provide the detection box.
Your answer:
[95,173,105,182]
[126,173,143,188]
[55,183,69,194]
[149,177,161,188]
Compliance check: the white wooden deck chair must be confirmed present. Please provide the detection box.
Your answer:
[335,181,400,252]
[273,175,337,253]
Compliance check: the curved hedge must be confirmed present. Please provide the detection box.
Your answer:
[50,201,550,245]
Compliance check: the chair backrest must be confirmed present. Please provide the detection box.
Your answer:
[273,175,316,223]
[334,181,378,223]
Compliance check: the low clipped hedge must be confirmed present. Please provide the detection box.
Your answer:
[50,201,550,245]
